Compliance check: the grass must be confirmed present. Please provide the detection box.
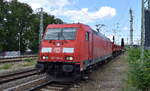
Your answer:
[0,58,37,70]
[0,64,13,70]
[24,58,34,62]
[21,58,36,67]
[126,48,150,91]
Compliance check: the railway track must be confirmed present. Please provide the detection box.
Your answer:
[0,55,37,64]
[3,76,80,91]
[0,68,40,85]
[29,81,76,91]
[0,55,37,60]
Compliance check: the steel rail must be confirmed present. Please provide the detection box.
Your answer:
[0,68,39,84]
[0,55,37,60]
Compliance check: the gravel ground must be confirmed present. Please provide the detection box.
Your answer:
[74,53,128,91]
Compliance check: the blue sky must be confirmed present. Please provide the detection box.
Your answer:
[16,0,141,45]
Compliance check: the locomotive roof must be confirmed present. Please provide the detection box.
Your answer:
[47,23,111,41]
[47,23,86,28]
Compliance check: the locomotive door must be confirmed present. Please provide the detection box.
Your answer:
[86,32,93,61]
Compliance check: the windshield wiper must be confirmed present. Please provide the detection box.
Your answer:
[58,32,61,40]
[60,28,68,43]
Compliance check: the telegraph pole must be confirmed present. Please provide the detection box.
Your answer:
[127,38,129,45]
[129,8,134,47]
[141,0,146,60]
[148,0,150,9]
[18,32,21,57]
[39,8,44,45]
[141,0,150,60]
[113,23,119,44]
[116,23,120,44]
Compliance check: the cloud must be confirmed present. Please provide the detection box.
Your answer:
[52,6,116,23]
[17,0,116,23]
[123,26,129,31]
[18,0,71,10]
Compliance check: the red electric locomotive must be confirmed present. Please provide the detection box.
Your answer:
[36,23,122,80]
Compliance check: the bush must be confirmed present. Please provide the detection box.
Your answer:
[127,48,150,91]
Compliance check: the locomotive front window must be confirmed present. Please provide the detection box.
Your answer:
[44,28,77,40]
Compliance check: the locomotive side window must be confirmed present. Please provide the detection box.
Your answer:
[86,32,89,40]
[44,28,77,40]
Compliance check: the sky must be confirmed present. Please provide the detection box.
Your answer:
[10,0,141,45]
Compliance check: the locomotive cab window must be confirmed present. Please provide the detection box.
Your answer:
[44,28,77,40]
[86,32,89,40]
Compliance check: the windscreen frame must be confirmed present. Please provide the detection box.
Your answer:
[44,27,78,40]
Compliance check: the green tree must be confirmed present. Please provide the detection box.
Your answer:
[5,0,33,52]
[0,0,8,51]
[0,0,64,53]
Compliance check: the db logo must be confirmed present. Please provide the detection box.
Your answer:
[53,47,61,53]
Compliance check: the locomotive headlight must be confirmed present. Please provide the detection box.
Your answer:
[42,56,49,59]
[66,56,73,60]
